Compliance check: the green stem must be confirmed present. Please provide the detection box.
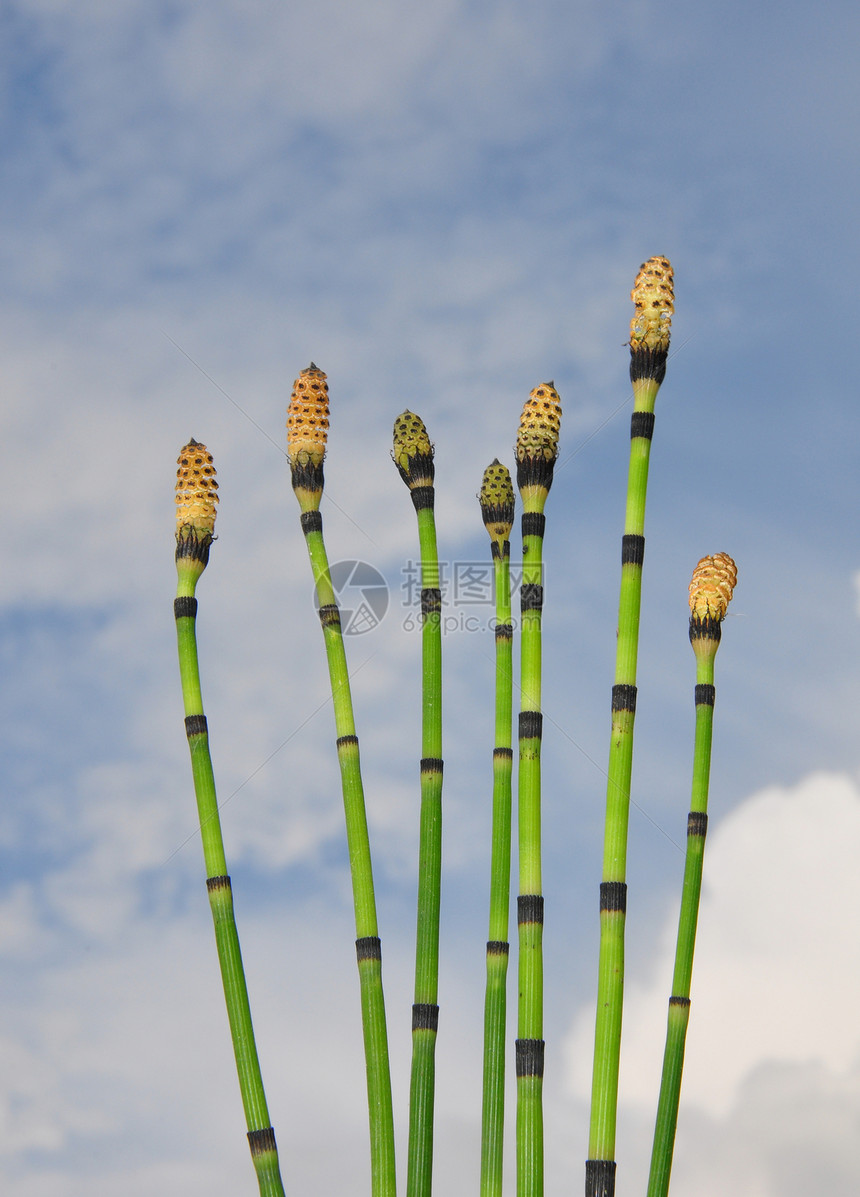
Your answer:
[391,411,444,1197]
[646,629,719,1197]
[481,538,514,1197]
[516,493,548,1197]
[299,511,397,1196]
[174,552,286,1197]
[587,359,664,1197]
[407,515,443,1197]
[289,368,396,1195]
[513,382,561,1197]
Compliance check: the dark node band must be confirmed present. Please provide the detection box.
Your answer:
[355,936,382,963]
[421,588,442,616]
[412,1003,440,1032]
[585,1158,617,1197]
[689,615,722,644]
[515,1038,545,1077]
[695,683,716,707]
[519,710,543,740]
[611,683,637,714]
[518,894,545,925]
[337,733,359,750]
[184,714,207,738]
[669,995,692,1009]
[516,455,556,493]
[299,510,323,534]
[490,538,512,560]
[206,874,231,893]
[175,527,214,565]
[318,604,341,629]
[291,460,325,496]
[493,746,514,761]
[621,534,645,567]
[486,940,509,956]
[420,757,444,775]
[482,500,514,529]
[410,483,436,512]
[521,511,547,539]
[687,810,708,838]
[494,622,513,642]
[600,881,627,913]
[630,410,656,441]
[173,596,198,620]
[247,1126,277,1157]
[629,344,668,384]
[520,582,544,613]
[395,453,435,491]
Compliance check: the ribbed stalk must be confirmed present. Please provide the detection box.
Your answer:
[287,367,396,1197]
[392,412,444,1197]
[173,441,286,1197]
[647,554,737,1197]
[515,384,562,1197]
[478,461,516,1197]
[587,258,674,1197]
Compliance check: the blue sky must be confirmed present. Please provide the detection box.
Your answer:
[2,2,859,1193]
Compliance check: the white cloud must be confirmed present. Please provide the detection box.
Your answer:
[564,772,860,1188]
[665,1056,860,1197]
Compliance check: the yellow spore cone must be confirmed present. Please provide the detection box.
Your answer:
[175,439,218,569]
[175,439,219,535]
[630,255,674,352]
[516,382,562,465]
[287,363,330,470]
[515,381,562,500]
[689,552,738,623]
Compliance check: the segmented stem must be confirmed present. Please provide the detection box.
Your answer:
[515,383,561,1197]
[287,368,397,1197]
[393,411,444,1197]
[173,441,286,1197]
[647,554,737,1197]
[587,258,674,1197]
[478,461,515,1197]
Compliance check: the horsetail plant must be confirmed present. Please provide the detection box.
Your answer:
[287,366,397,1197]
[392,411,444,1197]
[478,460,516,1197]
[586,258,674,1197]
[515,383,562,1197]
[173,441,286,1197]
[646,553,738,1197]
